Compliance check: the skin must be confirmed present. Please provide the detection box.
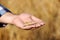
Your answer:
[0,12,44,29]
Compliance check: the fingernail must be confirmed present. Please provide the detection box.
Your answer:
[40,22,45,25]
[36,24,41,27]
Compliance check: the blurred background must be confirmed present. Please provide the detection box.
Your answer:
[0,0,60,40]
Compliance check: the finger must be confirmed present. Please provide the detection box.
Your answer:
[35,23,41,27]
[31,16,45,25]
[21,22,36,29]
[23,24,37,29]
[21,25,32,29]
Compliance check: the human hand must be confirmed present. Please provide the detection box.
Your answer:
[12,13,45,29]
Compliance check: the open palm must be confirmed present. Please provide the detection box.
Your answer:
[12,13,44,29]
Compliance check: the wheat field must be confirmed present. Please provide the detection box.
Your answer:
[0,0,60,40]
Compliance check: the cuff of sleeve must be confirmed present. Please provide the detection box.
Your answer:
[0,4,11,17]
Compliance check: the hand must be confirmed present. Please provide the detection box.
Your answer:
[12,13,45,29]
[0,12,44,29]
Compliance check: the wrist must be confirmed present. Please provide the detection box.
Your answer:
[0,12,18,24]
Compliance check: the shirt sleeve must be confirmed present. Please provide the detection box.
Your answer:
[0,4,11,17]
